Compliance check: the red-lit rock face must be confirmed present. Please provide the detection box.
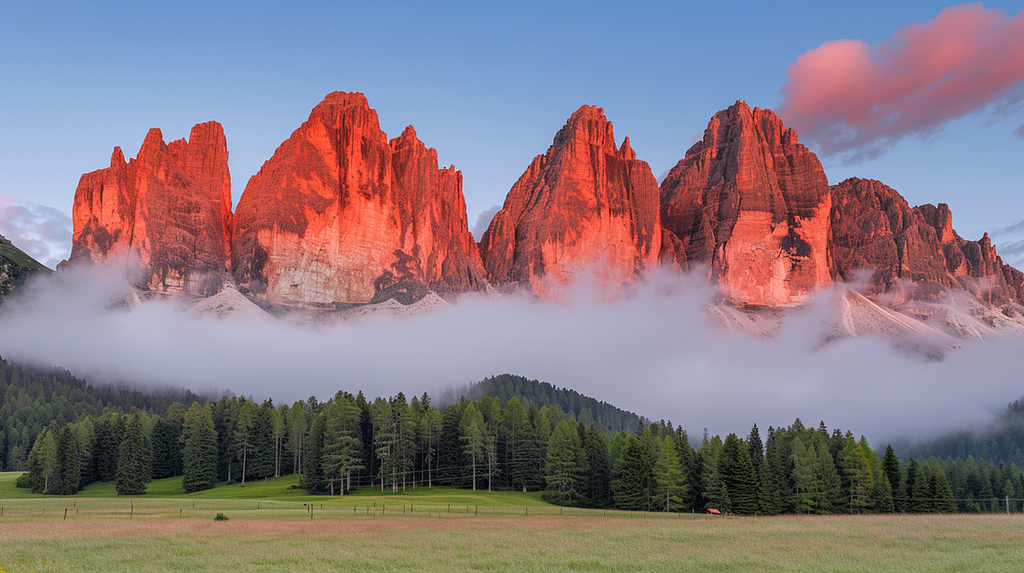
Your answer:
[832,177,1023,304]
[69,122,232,296]
[478,105,661,297]
[659,101,833,307]
[231,92,486,306]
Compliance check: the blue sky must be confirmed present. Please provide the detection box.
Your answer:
[2,0,1022,268]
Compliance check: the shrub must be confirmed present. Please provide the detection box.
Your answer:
[214,513,229,521]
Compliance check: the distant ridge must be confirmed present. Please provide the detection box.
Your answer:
[448,373,647,435]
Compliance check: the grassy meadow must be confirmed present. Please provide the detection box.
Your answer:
[2,472,1022,572]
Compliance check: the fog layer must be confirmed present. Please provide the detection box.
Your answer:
[1,268,1020,446]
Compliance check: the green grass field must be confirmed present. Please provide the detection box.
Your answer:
[2,472,1023,572]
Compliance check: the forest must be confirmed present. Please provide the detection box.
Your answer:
[3,356,1023,514]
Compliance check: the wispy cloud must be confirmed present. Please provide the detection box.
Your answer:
[778,3,1024,163]
[989,218,1024,268]
[0,195,72,268]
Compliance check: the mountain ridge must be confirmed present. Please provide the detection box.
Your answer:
[60,93,1023,313]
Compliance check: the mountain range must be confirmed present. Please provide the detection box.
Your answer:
[60,92,1024,319]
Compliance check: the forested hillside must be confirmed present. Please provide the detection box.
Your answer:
[456,374,646,435]
[5,356,1023,515]
[0,357,207,472]
[898,399,1024,465]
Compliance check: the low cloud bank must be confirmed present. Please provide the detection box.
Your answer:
[0,268,1020,446]
[778,3,1024,164]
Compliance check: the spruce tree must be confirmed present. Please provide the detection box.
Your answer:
[544,420,582,505]
[460,403,486,491]
[301,415,327,494]
[182,403,218,493]
[933,470,957,513]
[152,403,185,479]
[322,396,363,495]
[881,444,903,510]
[813,438,842,514]
[758,427,785,515]
[789,436,820,514]
[653,435,687,512]
[54,425,81,495]
[719,433,757,515]
[115,412,151,495]
[699,434,728,512]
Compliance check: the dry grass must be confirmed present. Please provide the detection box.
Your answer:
[2,512,1023,572]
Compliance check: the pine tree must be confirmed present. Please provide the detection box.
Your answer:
[758,427,784,515]
[25,427,56,494]
[321,395,363,495]
[116,412,152,495]
[747,424,764,496]
[905,458,919,511]
[437,403,465,487]
[151,403,185,479]
[932,470,957,513]
[653,435,687,512]
[789,436,820,514]
[699,434,728,512]
[881,444,903,511]
[301,415,327,494]
[54,425,81,495]
[578,423,611,507]
[814,438,842,514]
[544,420,582,506]
[719,433,757,515]
[838,436,871,513]
[182,402,218,493]
[460,403,486,491]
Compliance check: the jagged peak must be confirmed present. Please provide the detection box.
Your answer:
[317,91,370,109]
[110,146,126,168]
[619,136,636,160]
[552,104,617,154]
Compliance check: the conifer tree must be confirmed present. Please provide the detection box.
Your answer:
[932,470,957,513]
[789,436,820,514]
[881,444,903,510]
[814,438,842,514]
[838,436,871,513]
[653,435,687,512]
[182,402,218,493]
[758,427,785,515]
[54,425,81,495]
[152,403,185,479]
[301,414,327,493]
[911,464,934,513]
[544,419,582,505]
[322,395,363,495]
[578,423,611,507]
[460,402,486,491]
[699,434,728,512]
[719,433,757,515]
[116,412,151,495]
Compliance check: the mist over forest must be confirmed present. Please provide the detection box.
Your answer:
[0,267,1021,447]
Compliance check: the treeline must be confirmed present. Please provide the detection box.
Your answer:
[0,356,206,472]
[18,382,1024,516]
[899,398,1024,466]
[456,374,646,435]
[607,420,1023,515]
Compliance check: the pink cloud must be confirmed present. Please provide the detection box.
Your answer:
[778,3,1024,162]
